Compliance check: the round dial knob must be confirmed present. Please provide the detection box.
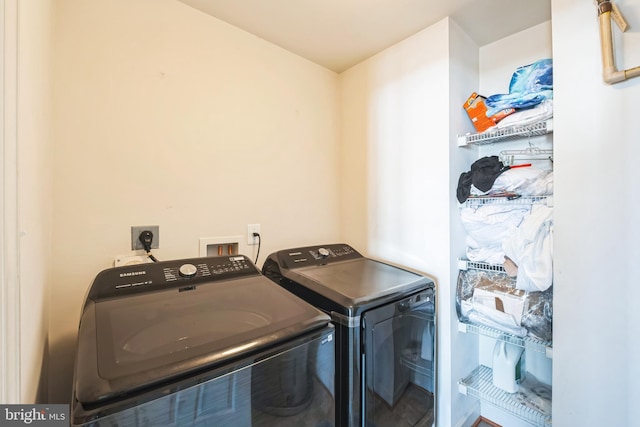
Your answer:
[318,248,330,258]
[179,263,198,278]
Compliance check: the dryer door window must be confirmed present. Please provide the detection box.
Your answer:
[362,289,435,427]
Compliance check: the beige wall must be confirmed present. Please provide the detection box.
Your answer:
[16,0,55,403]
[49,0,341,402]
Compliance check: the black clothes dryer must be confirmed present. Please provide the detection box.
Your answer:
[262,244,436,427]
[71,255,335,427]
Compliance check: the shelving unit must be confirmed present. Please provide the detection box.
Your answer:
[455,114,554,426]
[457,118,553,147]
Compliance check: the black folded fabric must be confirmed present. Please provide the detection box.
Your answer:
[457,171,474,204]
[456,156,510,203]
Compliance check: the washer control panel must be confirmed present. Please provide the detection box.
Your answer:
[162,256,252,282]
[89,255,258,300]
[278,243,362,269]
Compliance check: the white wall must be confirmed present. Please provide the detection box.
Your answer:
[479,22,553,96]
[340,18,480,427]
[340,19,450,270]
[448,19,483,427]
[552,0,640,425]
[49,0,341,402]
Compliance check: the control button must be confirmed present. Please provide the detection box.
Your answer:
[318,248,330,258]
[178,263,198,278]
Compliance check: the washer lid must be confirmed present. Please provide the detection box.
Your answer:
[75,275,330,404]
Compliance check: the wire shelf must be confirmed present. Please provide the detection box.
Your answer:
[458,365,552,426]
[463,195,552,208]
[458,321,552,357]
[457,259,506,273]
[457,119,553,147]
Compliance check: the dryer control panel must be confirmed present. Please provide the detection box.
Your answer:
[87,255,259,301]
[275,243,362,269]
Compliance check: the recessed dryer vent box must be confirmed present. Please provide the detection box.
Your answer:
[199,236,242,257]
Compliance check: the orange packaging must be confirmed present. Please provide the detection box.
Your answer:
[463,92,515,132]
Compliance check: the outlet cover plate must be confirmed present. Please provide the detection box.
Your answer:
[247,224,260,245]
[131,225,159,250]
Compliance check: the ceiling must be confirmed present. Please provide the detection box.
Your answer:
[177,0,551,73]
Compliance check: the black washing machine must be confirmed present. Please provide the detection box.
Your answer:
[72,255,336,427]
[262,244,436,427]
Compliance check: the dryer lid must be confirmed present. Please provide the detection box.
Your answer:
[293,258,430,314]
[265,244,433,317]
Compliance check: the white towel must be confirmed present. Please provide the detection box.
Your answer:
[503,205,554,292]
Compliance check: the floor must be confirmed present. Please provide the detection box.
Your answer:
[367,383,434,427]
[252,378,434,427]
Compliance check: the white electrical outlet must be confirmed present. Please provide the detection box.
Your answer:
[247,224,261,245]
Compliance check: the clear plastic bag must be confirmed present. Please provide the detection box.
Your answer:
[456,268,552,342]
[515,373,552,417]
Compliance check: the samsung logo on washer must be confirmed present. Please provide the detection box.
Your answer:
[119,270,146,278]
[1,405,68,426]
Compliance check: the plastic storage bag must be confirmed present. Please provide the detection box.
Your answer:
[456,268,552,342]
[485,59,553,117]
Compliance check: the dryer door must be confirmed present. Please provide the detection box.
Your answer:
[362,288,435,427]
